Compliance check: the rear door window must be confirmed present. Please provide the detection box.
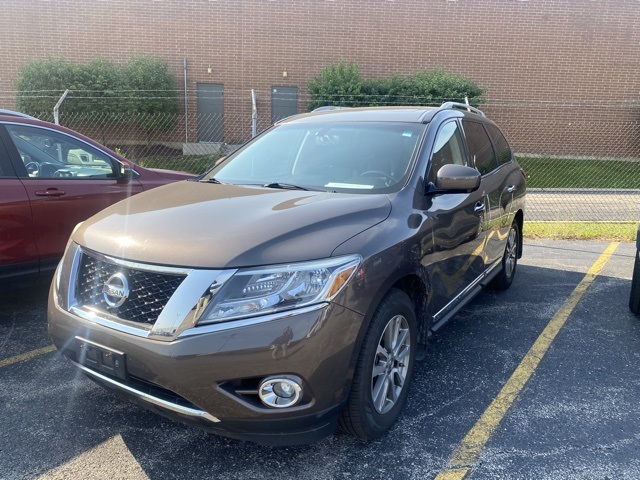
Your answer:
[462,120,498,175]
[485,123,513,166]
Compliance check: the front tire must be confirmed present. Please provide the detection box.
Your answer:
[339,289,417,441]
[630,249,640,315]
[491,220,520,290]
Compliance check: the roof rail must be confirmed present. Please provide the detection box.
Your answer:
[439,102,485,117]
[0,109,37,119]
[312,106,351,112]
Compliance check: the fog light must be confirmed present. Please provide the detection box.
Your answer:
[273,382,295,398]
[259,377,302,408]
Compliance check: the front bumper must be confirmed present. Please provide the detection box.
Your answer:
[48,286,364,445]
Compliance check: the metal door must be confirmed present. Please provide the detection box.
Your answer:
[271,87,298,124]
[197,84,224,142]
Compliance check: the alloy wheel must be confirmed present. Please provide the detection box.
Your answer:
[505,226,518,278]
[371,315,411,415]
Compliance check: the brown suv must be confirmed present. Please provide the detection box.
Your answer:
[48,103,526,445]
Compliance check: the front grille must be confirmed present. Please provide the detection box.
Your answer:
[75,251,186,325]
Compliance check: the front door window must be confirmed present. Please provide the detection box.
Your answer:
[6,125,117,179]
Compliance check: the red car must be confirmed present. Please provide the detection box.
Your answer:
[0,113,194,288]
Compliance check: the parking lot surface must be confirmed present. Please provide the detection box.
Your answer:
[1,239,638,480]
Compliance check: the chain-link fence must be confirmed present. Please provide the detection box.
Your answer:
[18,92,640,222]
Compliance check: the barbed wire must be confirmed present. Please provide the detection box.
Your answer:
[3,89,639,105]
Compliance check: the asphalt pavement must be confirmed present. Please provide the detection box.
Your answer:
[0,239,638,480]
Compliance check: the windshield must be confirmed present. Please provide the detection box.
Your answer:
[204,122,426,193]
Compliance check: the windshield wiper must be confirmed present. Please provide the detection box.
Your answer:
[204,177,224,184]
[262,182,309,191]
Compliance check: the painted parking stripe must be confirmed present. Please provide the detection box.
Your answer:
[435,241,619,480]
[0,345,56,369]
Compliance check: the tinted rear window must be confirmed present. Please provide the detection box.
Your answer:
[485,123,513,166]
[462,120,497,175]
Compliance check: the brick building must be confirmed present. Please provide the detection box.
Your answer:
[0,0,638,156]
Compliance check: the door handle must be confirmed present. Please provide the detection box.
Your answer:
[474,202,485,213]
[35,189,66,197]
[506,185,516,193]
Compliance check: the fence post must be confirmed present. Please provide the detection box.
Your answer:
[184,57,188,143]
[53,89,69,125]
[251,89,257,138]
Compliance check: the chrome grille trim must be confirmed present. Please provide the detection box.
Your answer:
[79,247,193,276]
[70,306,152,337]
[67,246,236,341]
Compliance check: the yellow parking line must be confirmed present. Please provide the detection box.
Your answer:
[435,468,470,480]
[435,242,619,479]
[0,345,56,369]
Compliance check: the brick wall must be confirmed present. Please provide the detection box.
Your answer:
[0,0,638,156]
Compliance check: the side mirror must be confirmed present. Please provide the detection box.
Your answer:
[427,164,481,194]
[117,167,134,184]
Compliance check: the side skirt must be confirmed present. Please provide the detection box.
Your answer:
[429,260,502,334]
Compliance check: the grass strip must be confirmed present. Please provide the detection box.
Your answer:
[524,221,637,241]
[517,157,640,189]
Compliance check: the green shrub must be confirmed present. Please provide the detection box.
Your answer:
[16,55,179,133]
[72,59,124,117]
[307,62,485,110]
[307,61,366,110]
[123,55,180,132]
[16,57,76,120]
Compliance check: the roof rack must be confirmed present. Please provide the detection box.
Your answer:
[439,102,485,117]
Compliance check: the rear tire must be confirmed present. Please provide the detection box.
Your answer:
[491,220,520,291]
[339,289,417,441]
[630,249,640,315]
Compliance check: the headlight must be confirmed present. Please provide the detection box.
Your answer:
[55,242,80,307]
[198,255,361,324]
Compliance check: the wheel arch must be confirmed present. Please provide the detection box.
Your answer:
[514,209,524,259]
[391,274,431,344]
[356,269,431,347]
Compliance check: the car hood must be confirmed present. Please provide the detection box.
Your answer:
[73,181,391,268]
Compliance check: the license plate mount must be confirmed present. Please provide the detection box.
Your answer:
[75,337,127,380]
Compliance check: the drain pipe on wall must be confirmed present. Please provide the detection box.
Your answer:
[53,89,69,125]
[184,57,188,143]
